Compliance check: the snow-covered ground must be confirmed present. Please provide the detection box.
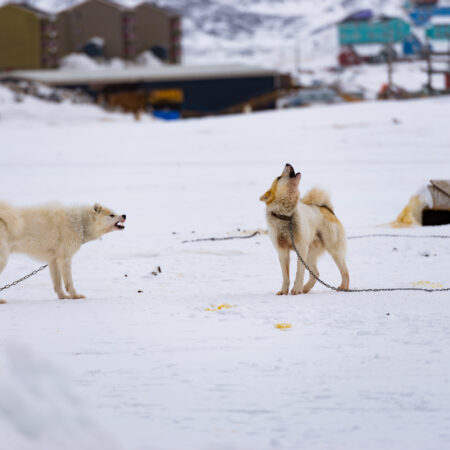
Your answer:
[1,92,450,450]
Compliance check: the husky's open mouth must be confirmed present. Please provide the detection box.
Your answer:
[286,163,296,178]
[115,221,125,230]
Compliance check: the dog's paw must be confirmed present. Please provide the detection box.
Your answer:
[290,288,303,295]
[70,294,86,300]
[57,293,70,299]
[337,285,349,292]
[276,290,289,296]
[0,299,7,304]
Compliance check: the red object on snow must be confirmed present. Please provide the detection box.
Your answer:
[339,47,363,66]
[446,73,450,90]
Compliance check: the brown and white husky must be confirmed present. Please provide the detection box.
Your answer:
[260,163,349,295]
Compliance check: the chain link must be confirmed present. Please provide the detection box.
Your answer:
[288,221,450,293]
[0,264,48,292]
[348,233,450,240]
[2,230,448,295]
[182,231,260,244]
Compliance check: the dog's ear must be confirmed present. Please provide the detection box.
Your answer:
[93,203,103,213]
[260,188,274,203]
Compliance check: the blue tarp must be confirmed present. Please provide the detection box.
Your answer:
[403,34,423,55]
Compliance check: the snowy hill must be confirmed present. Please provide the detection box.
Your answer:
[2,0,407,69]
[158,0,406,68]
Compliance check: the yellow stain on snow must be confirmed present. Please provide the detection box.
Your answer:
[275,323,292,330]
[205,303,235,312]
[412,281,443,289]
[390,195,423,228]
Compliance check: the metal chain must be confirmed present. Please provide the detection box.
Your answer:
[348,233,450,240]
[182,231,260,244]
[1,229,447,295]
[288,221,450,293]
[183,231,450,243]
[0,264,48,292]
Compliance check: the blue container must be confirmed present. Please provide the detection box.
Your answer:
[153,110,181,121]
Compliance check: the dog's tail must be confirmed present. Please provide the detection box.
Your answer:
[302,187,334,211]
[0,202,23,237]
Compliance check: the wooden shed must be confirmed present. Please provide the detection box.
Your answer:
[422,180,450,225]
[392,180,450,227]
[0,3,58,70]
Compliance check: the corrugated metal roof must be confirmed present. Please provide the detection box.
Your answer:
[0,64,279,85]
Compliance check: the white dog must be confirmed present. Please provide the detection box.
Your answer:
[0,202,125,301]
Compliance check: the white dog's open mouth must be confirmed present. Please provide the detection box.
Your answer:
[115,221,125,230]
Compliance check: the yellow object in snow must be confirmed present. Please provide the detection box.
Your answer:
[391,195,424,227]
[275,323,292,329]
[412,281,443,289]
[205,303,235,312]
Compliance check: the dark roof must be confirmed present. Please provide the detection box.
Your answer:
[62,0,131,13]
[5,2,54,18]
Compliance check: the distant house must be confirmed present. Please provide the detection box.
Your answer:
[0,3,58,70]
[410,0,438,6]
[56,0,137,60]
[134,2,181,63]
[409,5,450,26]
[338,16,411,46]
[426,16,450,40]
[56,0,181,63]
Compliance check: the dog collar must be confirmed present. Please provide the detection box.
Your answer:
[271,212,292,221]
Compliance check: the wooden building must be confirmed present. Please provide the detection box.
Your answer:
[0,3,58,70]
[1,65,287,115]
[134,2,181,63]
[56,0,181,62]
[56,0,136,60]
[0,0,182,69]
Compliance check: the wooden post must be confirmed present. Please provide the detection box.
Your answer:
[387,41,393,90]
[447,35,450,74]
[385,28,394,95]
[295,40,301,86]
[426,37,432,92]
